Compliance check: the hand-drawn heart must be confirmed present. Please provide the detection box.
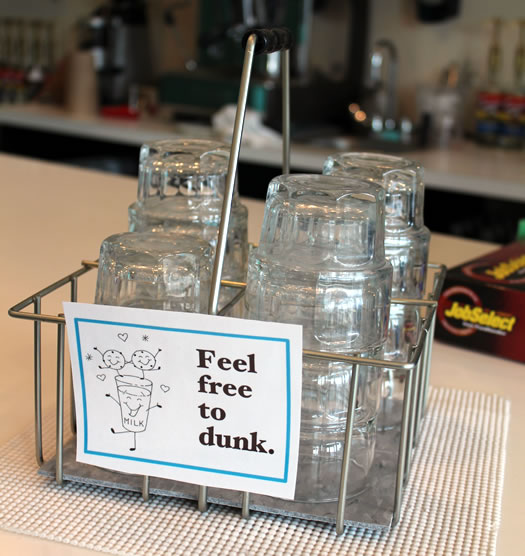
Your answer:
[160,384,170,393]
[117,333,128,342]
[96,374,106,381]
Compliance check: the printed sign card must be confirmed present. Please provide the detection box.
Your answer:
[63,302,302,499]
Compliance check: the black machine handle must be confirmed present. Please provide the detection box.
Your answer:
[241,27,294,55]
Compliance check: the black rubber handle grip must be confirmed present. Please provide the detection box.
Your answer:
[242,27,294,55]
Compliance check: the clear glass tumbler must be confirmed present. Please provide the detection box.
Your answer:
[323,152,430,297]
[323,153,430,429]
[95,231,213,313]
[128,138,249,296]
[244,174,393,502]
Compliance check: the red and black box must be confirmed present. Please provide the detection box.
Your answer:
[436,241,525,363]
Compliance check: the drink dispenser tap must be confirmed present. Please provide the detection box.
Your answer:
[367,39,398,131]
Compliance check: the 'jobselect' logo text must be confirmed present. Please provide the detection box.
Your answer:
[484,254,525,281]
[444,302,516,333]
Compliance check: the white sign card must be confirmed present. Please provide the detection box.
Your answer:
[63,302,303,499]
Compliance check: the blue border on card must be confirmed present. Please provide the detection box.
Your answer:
[74,318,292,483]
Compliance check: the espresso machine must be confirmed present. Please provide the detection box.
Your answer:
[158,0,370,137]
[80,0,153,107]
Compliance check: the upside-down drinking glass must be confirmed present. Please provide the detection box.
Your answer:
[128,138,248,303]
[95,231,213,313]
[323,153,430,429]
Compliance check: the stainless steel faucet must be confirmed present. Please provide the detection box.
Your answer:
[368,39,398,127]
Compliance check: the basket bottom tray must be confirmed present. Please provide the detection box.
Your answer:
[39,427,401,531]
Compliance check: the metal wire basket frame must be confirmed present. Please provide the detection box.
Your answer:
[8,259,446,534]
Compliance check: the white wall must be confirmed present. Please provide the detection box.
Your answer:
[369,0,525,120]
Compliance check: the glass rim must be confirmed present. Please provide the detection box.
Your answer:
[102,231,212,255]
[324,152,422,174]
[269,173,385,200]
[141,137,230,153]
[139,138,231,177]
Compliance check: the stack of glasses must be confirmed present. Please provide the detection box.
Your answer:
[323,153,430,430]
[128,138,249,295]
[244,174,393,502]
[95,138,249,312]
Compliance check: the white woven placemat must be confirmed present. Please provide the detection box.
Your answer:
[0,387,510,556]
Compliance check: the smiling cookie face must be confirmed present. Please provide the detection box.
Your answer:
[102,350,126,371]
[131,350,157,371]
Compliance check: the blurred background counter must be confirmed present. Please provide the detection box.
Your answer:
[0,102,524,244]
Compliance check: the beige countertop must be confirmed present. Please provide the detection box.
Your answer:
[1,103,524,202]
[0,154,523,554]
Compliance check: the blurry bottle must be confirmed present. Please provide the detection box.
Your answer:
[8,19,26,103]
[475,18,504,145]
[516,20,525,94]
[3,18,24,104]
[517,20,525,146]
[1,19,15,103]
[24,21,45,101]
[42,21,54,73]
[500,20,525,148]
[0,19,7,103]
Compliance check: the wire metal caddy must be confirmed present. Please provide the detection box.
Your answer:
[8,28,447,535]
[8,260,446,534]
